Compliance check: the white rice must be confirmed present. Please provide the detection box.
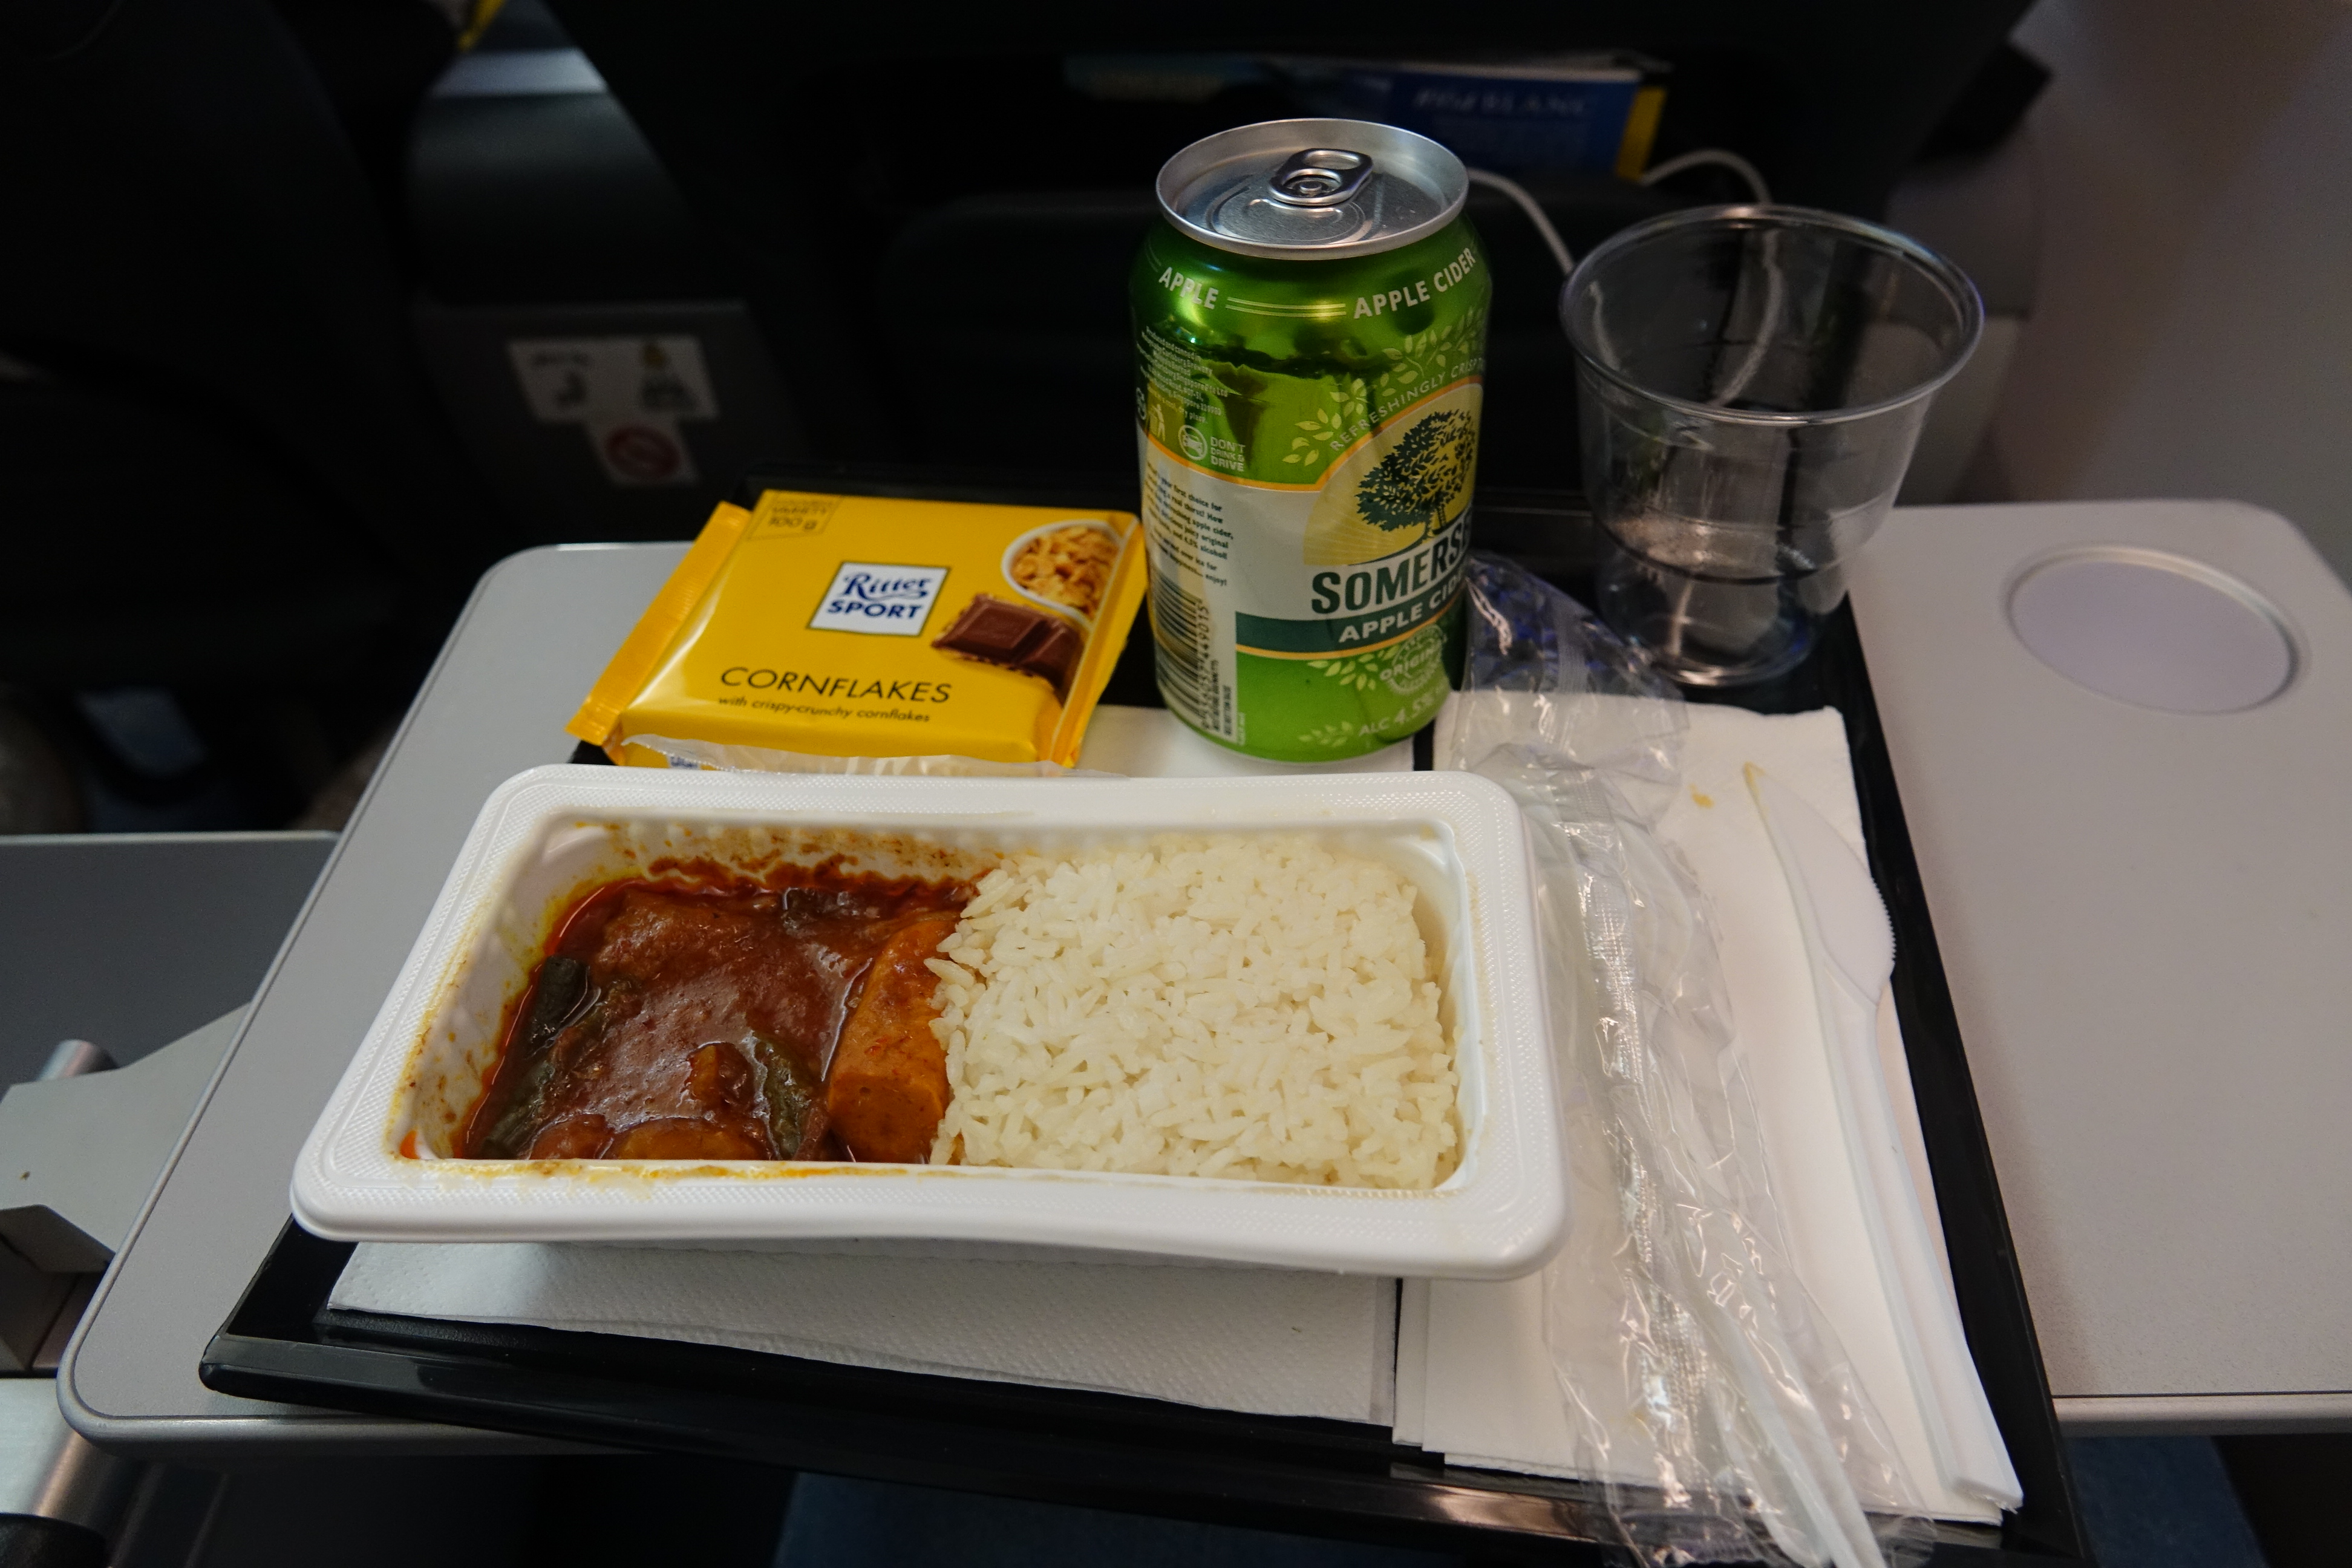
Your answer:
[925,835,1459,1189]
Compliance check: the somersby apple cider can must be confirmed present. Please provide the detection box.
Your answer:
[1132,119,1491,762]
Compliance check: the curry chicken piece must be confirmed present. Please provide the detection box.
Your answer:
[825,913,959,1163]
[458,870,968,1164]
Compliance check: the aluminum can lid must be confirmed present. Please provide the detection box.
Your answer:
[1154,118,1469,261]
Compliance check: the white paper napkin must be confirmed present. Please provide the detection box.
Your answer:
[1403,701,2007,1524]
[331,1241,1397,1422]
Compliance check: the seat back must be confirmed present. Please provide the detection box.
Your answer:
[0,0,515,687]
[543,2,2031,487]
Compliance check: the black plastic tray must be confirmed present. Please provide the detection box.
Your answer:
[202,482,2088,1565]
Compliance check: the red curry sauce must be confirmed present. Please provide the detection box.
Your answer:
[457,860,970,1163]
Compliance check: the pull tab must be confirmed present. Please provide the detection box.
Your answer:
[1267,148,1373,207]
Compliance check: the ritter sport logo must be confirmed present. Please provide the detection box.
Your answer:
[808,561,950,636]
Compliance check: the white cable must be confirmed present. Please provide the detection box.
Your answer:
[1640,148,1773,205]
[1706,223,1786,408]
[1464,167,1575,276]
[1466,152,1770,280]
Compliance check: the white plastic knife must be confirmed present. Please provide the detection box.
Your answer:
[1747,764,2022,1511]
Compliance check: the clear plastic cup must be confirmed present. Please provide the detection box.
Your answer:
[1561,206,1982,684]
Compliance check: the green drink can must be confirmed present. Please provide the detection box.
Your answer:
[1133,119,1491,762]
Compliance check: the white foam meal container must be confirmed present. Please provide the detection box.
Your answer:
[292,766,1567,1278]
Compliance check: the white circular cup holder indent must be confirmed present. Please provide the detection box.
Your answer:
[2005,548,2298,714]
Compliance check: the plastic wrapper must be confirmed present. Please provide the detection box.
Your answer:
[568,489,1146,769]
[1437,553,1932,1568]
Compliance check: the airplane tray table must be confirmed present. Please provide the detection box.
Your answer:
[73,480,2087,1563]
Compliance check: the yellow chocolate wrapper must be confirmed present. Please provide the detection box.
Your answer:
[569,489,1145,768]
